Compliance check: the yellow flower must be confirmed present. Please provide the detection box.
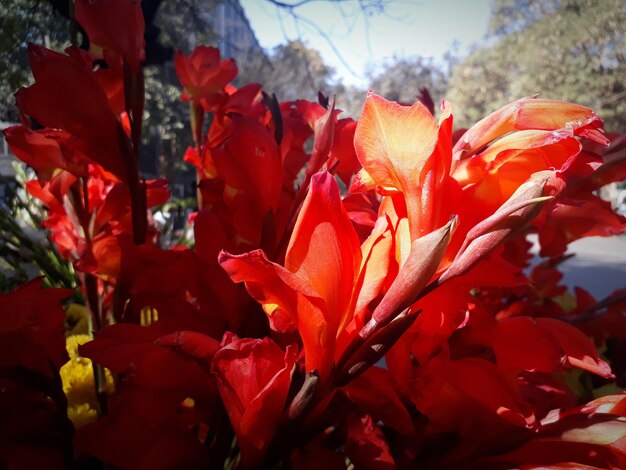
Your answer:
[65,304,90,336]
[67,403,99,429]
[60,334,114,428]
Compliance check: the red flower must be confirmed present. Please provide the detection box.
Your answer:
[211,333,297,466]
[211,116,284,248]
[0,281,74,468]
[3,126,89,181]
[219,172,362,380]
[174,46,237,107]
[15,44,129,183]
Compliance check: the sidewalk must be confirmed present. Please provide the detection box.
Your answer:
[556,235,626,299]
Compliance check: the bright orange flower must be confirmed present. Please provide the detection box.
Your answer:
[452,96,608,213]
[220,171,454,382]
[219,172,361,380]
[351,91,455,240]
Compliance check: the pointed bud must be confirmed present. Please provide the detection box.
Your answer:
[307,96,336,176]
[441,177,552,282]
[371,217,456,327]
[333,222,453,380]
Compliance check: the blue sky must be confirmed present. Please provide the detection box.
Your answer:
[240,0,492,87]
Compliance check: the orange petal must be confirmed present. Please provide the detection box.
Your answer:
[453,97,607,161]
[354,92,439,239]
[219,249,332,378]
[286,172,362,335]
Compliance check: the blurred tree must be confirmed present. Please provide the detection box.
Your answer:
[257,39,336,102]
[448,0,626,131]
[366,55,448,108]
[488,0,560,35]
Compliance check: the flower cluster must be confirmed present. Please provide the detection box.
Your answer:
[2,1,626,468]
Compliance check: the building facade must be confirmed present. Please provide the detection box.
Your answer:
[213,0,271,81]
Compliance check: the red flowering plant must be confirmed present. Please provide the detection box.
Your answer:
[2,1,626,468]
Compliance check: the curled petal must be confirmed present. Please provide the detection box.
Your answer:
[453,97,608,161]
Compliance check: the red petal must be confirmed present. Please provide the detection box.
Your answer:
[536,318,614,378]
[211,336,296,466]
[493,317,564,372]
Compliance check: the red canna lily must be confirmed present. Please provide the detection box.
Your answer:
[211,116,284,249]
[211,333,297,467]
[219,171,361,380]
[15,44,129,183]
[220,169,455,385]
[3,126,89,181]
[174,46,237,107]
[7,22,626,468]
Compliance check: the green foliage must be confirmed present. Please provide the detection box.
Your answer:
[488,0,559,36]
[448,0,626,131]
[153,0,220,52]
[0,165,78,293]
[0,0,70,121]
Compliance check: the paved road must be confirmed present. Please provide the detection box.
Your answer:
[548,235,626,299]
